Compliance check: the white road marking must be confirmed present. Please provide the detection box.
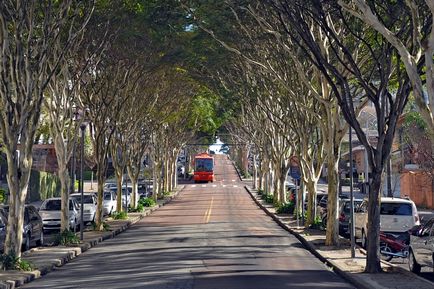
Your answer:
[201,185,206,188]
[192,185,197,188]
[233,185,238,188]
[223,185,226,187]
[232,180,236,182]
[212,185,217,187]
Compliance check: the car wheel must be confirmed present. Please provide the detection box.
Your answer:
[36,231,44,246]
[361,230,367,249]
[408,249,421,274]
[22,233,30,252]
[380,243,393,262]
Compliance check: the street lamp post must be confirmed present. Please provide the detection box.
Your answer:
[79,123,86,240]
[349,126,355,258]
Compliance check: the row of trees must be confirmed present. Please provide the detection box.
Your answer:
[182,0,434,273]
[0,0,224,260]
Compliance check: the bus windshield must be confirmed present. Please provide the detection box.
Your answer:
[195,158,213,172]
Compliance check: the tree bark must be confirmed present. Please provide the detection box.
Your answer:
[365,168,382,273]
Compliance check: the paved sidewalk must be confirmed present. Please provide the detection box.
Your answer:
[0,186,185,289]
[244,185,434,289]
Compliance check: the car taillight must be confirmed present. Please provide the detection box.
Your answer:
[339,213,345,222]
[414,214,420,224]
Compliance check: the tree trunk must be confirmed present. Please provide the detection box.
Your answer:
[278,169,287,204]
[4,144,32,257]
[53,134,71,232]
[325,142,340,246]
[305,179,317,227]
[253,155,258,189]
[95,165,105,230]
[116,170,123,212]
[365,168,382,273]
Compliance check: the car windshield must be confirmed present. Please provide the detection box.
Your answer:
[380,203,412,216]
[195,159,213,172]
[72,195,94,204]
[41,200,61,210]
[343,201,362,213]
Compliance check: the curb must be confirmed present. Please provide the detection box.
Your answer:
[244,185,372,289]
[0,185,185,289]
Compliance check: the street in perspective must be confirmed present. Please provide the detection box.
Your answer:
[20,156,355,289]
[1,1,434,289]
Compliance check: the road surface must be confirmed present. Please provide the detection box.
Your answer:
[22,155,355,289]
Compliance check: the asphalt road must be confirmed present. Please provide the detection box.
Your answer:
[22,155,355,289]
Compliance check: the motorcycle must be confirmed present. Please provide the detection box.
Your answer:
[379,232,409,262]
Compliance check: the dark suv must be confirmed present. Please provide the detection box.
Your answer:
[0,205,44,251]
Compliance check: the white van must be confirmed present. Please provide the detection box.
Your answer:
[355,197,420,248]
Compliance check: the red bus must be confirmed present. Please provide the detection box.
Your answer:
[193,153,214,183]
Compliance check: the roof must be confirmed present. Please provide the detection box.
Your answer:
[380,197,414,204]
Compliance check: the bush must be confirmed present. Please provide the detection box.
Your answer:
[310,215,324,230]
[54,229,80,246]
[111,211,128,220]
[0,188,6,204]
[163,191,171,196]
[139,197,156,207]
[257,189,264,195]
[264,194,274,204]
[91,221,111,231]
[129,203,145,213]
[276,202,295,214]
[0,251,33,271]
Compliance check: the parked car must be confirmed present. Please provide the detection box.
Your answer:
[103,191,117,215]
[39,198,81,232]
[0,205,44,251]
[70,193,97,223]
[317,194,349,225]
[407,217,434,274]
[338,199,363,236]
[355,197,420,248]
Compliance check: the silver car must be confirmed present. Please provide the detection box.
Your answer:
[408,217,434,274]
[70,193,97,223]
[103,191,117,215]
[39,198,81,232]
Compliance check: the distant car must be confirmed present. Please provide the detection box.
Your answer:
[407,217,434,274]
[355,197,420,248]
[318,194,349,225]
[39,198,81,232]
[338,199,363,235]
[103,191,117,215]
[70,193,97,223]
[0,205,44,251]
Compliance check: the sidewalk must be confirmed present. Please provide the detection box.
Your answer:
[244,185,434,289]
[0,186,185,289]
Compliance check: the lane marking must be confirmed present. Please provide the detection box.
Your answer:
[192,185,197,188]
[233,185,238,188]
[212,185,217,187]
[201,184,206,188]
[232,180,235,182]
[205,196,214,223]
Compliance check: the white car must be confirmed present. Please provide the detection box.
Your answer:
[70,193,97,223]
[355,197,420,248]
[39,198,81,231]
[103,191,117,215]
